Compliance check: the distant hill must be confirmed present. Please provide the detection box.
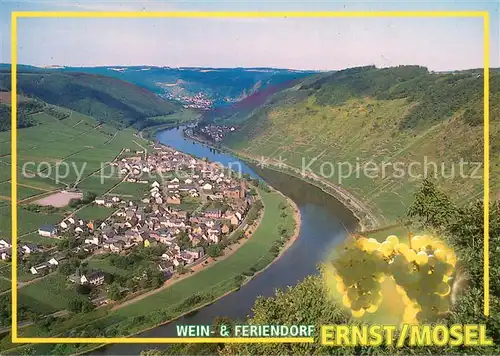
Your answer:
[223,65,500,223]
[0,68,183,128]
[200,77,307,123]
[41,65,317,109]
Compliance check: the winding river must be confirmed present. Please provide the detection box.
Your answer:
[95,126,358,355]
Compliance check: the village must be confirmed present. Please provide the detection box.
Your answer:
[4,142,258,306]
[193,124,237,142]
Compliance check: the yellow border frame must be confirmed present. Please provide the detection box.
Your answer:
[10,10,490,345]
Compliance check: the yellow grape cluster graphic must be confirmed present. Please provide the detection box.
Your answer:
[331,234,456,323]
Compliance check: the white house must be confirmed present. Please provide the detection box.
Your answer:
[30,263,48,275]
[94,197,106,205]
[85,236,101,245]
[80,271,105,286]
[0,239,11,249]
[202,183,213,190]
[21,244,37,254]
[38,225,56,238]
[208,233,220,244]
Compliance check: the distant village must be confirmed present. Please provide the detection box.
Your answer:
[194,124,237,142]
[162,91,214,110]
[4,143,257,302]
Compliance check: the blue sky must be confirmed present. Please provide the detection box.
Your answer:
[1,1,499,70]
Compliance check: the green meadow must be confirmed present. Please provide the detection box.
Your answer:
[0,106,153,239]
[18,274,80,314]
[74,205,116,221]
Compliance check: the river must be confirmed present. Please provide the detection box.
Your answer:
[95,126,358,355]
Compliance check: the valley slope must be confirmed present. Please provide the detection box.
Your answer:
[223,66,500,223]
[0,69,184,129]
[38,65,317,109]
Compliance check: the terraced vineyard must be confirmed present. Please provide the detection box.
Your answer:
[224,66,500,223]
[0,99,175,246]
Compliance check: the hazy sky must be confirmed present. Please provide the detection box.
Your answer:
[1,1,499,71]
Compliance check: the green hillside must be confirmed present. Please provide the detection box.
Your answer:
[0,102,153,242]
[0,70,183,128]
[224,66,500,224]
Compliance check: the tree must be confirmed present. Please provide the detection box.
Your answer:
[221,276,347,355]
[177,265,189,275]
[150,269,165,289]
[68,298,83,313]
[104,272,115,284]
[206,244,222,258]
[175,232,192,250]
[75,284,91,295]
[140,350,166,356]
[213,316,233,337]
[107,283,122,301]
[58,257,80,276]
[221,188,500,355]
[82,191,97,204]
[81,299,95,313]
[407,179,457,230]
[277,224,288,237]
[19,347,37,356]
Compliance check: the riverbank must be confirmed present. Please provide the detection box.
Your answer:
[3,192,299,356]
[76,188,301,356]
[70,126,357,356]
[184,130,380,231]
[110,187,266,312]
[67,188,300,356]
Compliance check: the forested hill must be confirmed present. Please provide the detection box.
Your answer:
[298,65,492,128]
[0,70,182,128]
[53,66,318,109]
[223,65,500,223]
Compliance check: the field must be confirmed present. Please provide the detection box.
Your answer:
[19,232,59,247]
[76,176,123,196]
[0,105,153,239]
[223,67,500,225]
[18,274,79,314]
[74,205,116,221]
[0,277,10,292]
[0,205,63,237]
[34,191,83,208]
[87,254,153,279]
[106,181,149,199]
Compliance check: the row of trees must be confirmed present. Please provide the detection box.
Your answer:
[0,100,45,132]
